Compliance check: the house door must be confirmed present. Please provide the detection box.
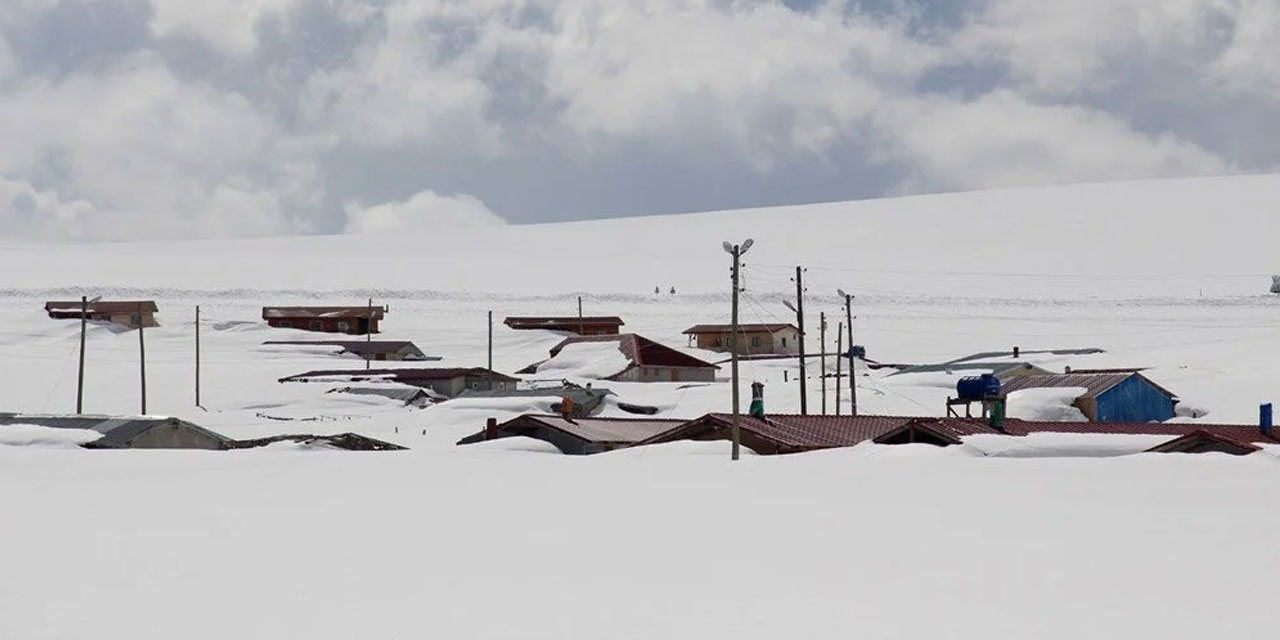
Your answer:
[357,318,369,334]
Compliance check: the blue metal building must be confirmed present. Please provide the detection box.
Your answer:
[1000,372,1178,423]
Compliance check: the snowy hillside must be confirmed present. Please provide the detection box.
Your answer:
[3,175,1280,639]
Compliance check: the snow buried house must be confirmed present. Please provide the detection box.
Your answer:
[522,334,718,383]
[1000,372,1178,423]
[504,315,625,336]
[458,415,686,455]
[264,340,433,361]
[279,367,519,398]
[262,305,386,335]
[0,413,232,450]
[45,300,158,329]
[682,323,800,355]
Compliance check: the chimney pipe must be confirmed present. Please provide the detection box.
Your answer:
[485,417,498,440]
[1261,403,1273,436]
[1013,346,1020,359]
[749,381,765,419]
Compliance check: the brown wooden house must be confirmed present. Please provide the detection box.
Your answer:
[683,323,799,355]
[504,316,624,335]
[262,306,386,335]
[45,300,158,328]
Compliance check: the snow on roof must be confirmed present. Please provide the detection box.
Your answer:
[262,306,386,320]
[682,323,797,334]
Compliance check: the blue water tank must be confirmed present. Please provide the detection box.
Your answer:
[956,373,1001,401]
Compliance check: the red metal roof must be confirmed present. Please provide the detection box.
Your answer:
[902,417,1279,445]
[46,300,158,314]
[641,413,922,453]
[549,334,717,370]
[1145,430,1263,454]
[279,367,517,383]
[262,306,386,320]
[503,415,685,444]
[504,316,624,330]
[1000,372,1176,399]
[683,323,798,335]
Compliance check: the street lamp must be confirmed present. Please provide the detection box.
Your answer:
[723,238,753,461]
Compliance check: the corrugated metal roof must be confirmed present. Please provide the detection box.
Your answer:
[504,316,624,329]
[642,413,922,452]
[263,340,433,359]
[548,334,717,370]
[279,367,519,383]
[1145,430,1262,454]
[682,323,797,335]
[262,306,386,320]
[508,415,684,444]
[999,372,1176,400]
[903,417,1279,445]
[46,300,158,314]
[0,413,231,448]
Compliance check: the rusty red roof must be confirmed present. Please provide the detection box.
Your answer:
[504,316,624,330]
[46,300,158,314]
[896,417,1279,445]
[502,415,683,444]
[640,413,922,453]
[279,367,517,383]
[683,323,797,335]
[549,334,717,370]
[1000,372,1176,399]
[263,306,386,320]
[1145,430,1262,454]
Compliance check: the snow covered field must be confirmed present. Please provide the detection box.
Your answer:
[3,176,1280,638]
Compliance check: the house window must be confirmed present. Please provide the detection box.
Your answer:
[309,320,323,331]
[130,314,142,326]
[713,337,722,347]
[470,381,480,390]
[279,321,292,328]
[750,336,762,348]
[337,320,350,332]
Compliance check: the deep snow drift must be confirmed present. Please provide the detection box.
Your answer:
[2,176,1280,639]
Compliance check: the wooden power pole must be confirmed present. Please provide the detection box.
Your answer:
[794,266,807,415]
[820,312,827,415]
[195,305,201,408]
[138,301,147,415]
[487,310,494,391]
[365,298,373,370]
[76,295,88,414]
[730,245,743,460]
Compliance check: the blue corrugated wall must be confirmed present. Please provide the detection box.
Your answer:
[1096,375,1176,422]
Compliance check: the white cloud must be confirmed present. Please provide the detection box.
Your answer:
[0,0,1275,241]
[344,190,506,234]
[0,177,95,241]
[148,0,305,57]
[879,91,1233,193]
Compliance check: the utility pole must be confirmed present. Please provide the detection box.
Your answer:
[839,289,858,416]
[138,301,147,415]
[794,266,807,415]
[487,310,494,391]
[722,238,754,461]
[835,321,843,417]
[195,305,201,408]
[365,298,373,370]
[76,295,89,414]
[577,296,584,335]
[820,312,827,415]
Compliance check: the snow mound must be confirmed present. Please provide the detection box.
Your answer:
[535,341,630,380]
[0,424,102,449]
[1004,387,1089,422]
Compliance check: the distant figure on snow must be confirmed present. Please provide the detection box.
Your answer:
[669,286,676,295]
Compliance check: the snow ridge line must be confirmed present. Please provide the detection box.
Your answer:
[0,287,1277,309]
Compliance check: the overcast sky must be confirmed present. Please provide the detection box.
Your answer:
[0,0,1276,242]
